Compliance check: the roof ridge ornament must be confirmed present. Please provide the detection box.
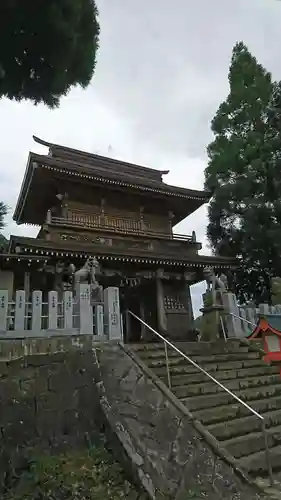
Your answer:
[33,136,52,148]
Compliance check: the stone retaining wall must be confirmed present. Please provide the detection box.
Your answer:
[0,337,99,492]
[0,334,93,359]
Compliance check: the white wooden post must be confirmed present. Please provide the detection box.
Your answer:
[246,307,257,329]
[0,290,8,332]
[63,290,73,329]
[48,291,58,330]
[15,290,26,331]
[275,305,281,315]
[77,284,93,334]
[32,290,42,332]
[239,307,251,337]
[259,303,270,315]
[95,304,104,336]
[104,287,122,340]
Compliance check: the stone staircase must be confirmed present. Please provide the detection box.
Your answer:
[129,340,281,487]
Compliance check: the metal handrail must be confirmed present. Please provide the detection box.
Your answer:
[220,312,256,340]
[127,310,274,486]
[228,311,257,328]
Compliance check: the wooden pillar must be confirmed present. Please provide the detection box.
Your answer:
[139,300,145,337]
[184,271,194,324]
[124,309,131,342]
[46,209,52,224]
[100,198,105,226]
[140,206,145,232]
[182,271,198,339]
[24,271,30,301]
[187,285,194,323]
[156,269,167,333]
[61,193,69,219]
[168,211,174,237]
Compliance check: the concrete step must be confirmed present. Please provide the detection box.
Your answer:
[143,353,262,373]
[172,374,281,399]
[130,341,281,480]
[182,383,281,411]
[224,424,281,459]
[184,352,260,363]
[178,340,251,355]
[151,358,271,378]
[129,340,250,355]
[139,350,261,365]
[193,395,281,425]
[164,364,279,387]
[238,445,281,476]
[207,408,281,441]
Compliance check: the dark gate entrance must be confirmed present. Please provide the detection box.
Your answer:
[120,280,158,343]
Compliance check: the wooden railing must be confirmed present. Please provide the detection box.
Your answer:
[68,212,143,232]
[51,212,195,242]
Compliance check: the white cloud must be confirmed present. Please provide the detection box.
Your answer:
[1,0,280,316]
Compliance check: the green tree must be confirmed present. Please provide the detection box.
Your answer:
[0,202,8,251]
[0,0,99,108]
[205,42,281,304]
[0,202,8,231]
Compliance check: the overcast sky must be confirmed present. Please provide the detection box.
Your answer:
[1,0,280,315]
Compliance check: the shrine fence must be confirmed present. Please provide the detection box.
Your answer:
[221,291,281,338]
[0,285,122,340]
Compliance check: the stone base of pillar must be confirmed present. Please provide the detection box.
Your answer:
[200,293,224,341]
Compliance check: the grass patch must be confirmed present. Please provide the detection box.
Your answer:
[3,445,139,499]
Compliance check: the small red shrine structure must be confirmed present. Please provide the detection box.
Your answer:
[249,315,281,365]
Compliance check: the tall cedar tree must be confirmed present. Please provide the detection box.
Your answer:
[205,42,281,304]
[0,0,99,108]
[0,202,8,231]
[0,202,8,250]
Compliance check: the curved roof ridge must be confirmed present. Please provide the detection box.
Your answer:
[33,135,169,179]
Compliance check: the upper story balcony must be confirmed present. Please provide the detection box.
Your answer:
[48,209,199,246]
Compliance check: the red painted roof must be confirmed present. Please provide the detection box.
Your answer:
[249,316,281,339]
